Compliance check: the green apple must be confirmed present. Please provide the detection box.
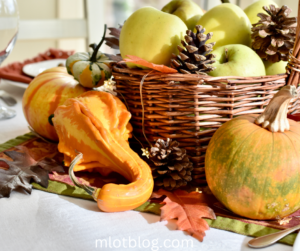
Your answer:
[161,0,204,30]
[264,60,287,75]
[119,6,187,68]
[196,3,252,49]
[244,0,278,25]
[209,44,266,77]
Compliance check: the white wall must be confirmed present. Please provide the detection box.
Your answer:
[3,0,57,66]
[3,0,86,66]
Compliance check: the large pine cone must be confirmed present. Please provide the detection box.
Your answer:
[251,5,296,63]
[170,25,216,75]
[150,138,193,190]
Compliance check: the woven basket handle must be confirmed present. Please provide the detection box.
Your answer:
[287,1,300,87]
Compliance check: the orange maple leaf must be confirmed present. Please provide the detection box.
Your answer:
[121,55,178,73]
[151,189,216,242]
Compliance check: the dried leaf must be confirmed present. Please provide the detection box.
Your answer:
[104,37,120,49]
[278,217,292,225]
[121,55,178,73]
[104,25,123,50]
[104,53,123,63]
[0,147,64,198]
[151,189,216,242]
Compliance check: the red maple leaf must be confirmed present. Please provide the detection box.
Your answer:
[121,55,178,73]
[151,189,216,242]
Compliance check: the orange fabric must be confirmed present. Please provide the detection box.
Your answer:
[0,48,74,84]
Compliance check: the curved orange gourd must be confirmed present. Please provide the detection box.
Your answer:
[22,67,87,141]
[52,91,153,212]
[205,86,300,220]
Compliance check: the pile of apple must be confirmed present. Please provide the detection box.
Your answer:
[119,0,287,77]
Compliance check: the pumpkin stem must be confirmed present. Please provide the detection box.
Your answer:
[69,152,100,201]
[90,24,107,62]
[255,85,298,132]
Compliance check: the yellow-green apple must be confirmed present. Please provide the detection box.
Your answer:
[264,60,287,75]
[209,44,266,77]
[119,7,187,68]
[161,0,204,30]
[244,0,278,25]
[196,3,252,49]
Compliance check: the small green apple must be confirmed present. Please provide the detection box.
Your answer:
[119,7,187,68]
[209,44,266,77]
[161,0,204,30]
[244,0,278,25]
[264,60,287,75]
[196,3,252,49]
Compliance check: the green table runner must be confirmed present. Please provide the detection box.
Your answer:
[1,133,297,246]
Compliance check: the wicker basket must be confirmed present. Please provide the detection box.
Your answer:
[113,2,300,185]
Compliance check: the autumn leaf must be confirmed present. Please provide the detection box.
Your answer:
[151,189,216,242]
[104,24,123,50]
[121,55,178,73]
[0,147,64,198]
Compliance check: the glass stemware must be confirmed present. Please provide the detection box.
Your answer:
[0,0,18,64]
[0,0,18,120]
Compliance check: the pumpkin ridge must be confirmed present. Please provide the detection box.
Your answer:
[256,131,274,218]
[281,131,300,204]
[286,126,300,137]
[218,127,262,208]
[207,120,253,146]
[273,132,295,210]
[23,76,64,135]
[23,76,62,117]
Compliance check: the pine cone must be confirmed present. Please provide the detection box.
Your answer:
[170,25,216,75]
[150,138,193,190]
[251,5,296,63]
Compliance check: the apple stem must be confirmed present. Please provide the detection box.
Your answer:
[221,0,230,3]
[225,48,229,63]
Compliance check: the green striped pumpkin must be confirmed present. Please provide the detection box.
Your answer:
[66,25,113,88]
[66,51,113,88]
[205,86,300,220]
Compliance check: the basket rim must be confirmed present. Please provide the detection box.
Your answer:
[113,64,287,83]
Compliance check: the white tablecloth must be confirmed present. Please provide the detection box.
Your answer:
[0,80,293,251]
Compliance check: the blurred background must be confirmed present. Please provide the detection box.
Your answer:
[3,0,298,66]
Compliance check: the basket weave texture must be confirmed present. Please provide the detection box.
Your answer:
[114,66,299,185]
[113,2,300,185]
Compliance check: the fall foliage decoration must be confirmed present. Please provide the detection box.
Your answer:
[22,67,87,141]
[251,5,296,63]
[52,91,153,212]
[121,55,178,73]
[151,189,216,242]
[149,138,193,190]
[170,25,216,74]
[104,24,123,50]
[205,85,300,220]
[0,146,64,198]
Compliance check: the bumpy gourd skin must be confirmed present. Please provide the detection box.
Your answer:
[53,91,153,212]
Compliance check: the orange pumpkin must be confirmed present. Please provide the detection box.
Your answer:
[53,91,153,212]
[22,67,87,141]
[205,86,300,220]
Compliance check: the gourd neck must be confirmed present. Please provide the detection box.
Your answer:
[255,85,297,132]
[221,0,230,3]
[90,24,107,62]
